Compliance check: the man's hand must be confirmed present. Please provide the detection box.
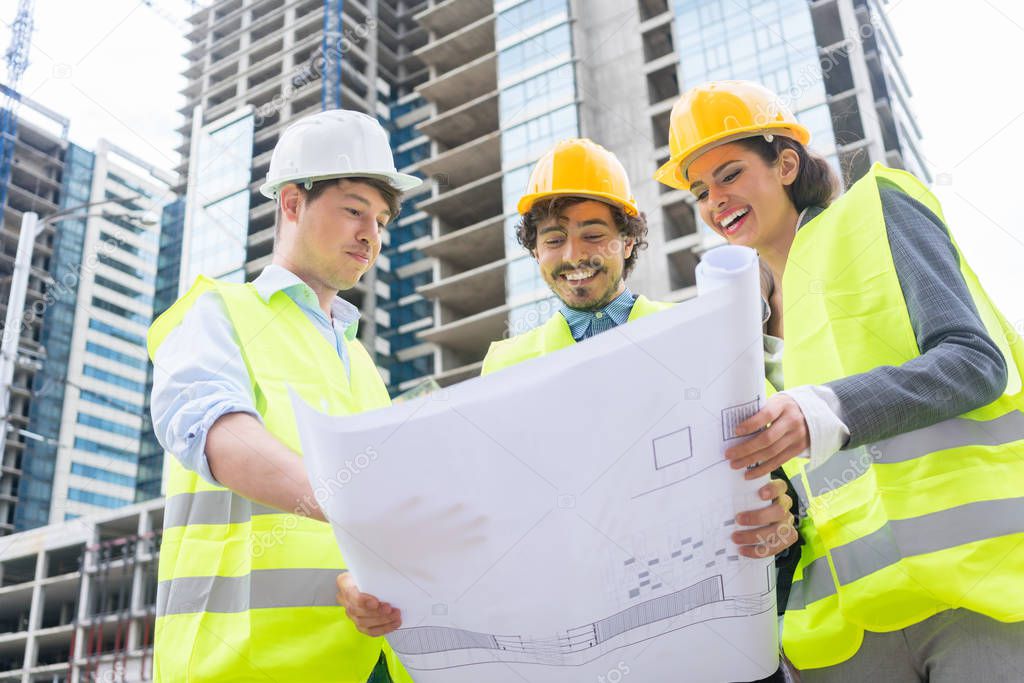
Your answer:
[726,393,810,479]
[336,573,402,637]
[732,478,797,559]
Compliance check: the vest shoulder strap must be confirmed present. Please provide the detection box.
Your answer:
[148,275,219,360]
[630,296,675,319]
[482,313,574,375]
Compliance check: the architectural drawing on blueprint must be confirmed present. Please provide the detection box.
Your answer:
[297,246,779,682]
[389,501,778,671]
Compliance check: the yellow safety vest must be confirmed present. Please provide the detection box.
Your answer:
[777,164,1024,669]
[481,295,675,374]
[147,276,412,682]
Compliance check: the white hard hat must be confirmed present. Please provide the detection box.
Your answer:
[259,109,422,199]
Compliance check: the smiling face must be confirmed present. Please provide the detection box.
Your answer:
[276,178,395,292]
[532,199,635,311]
[686,141,800,251]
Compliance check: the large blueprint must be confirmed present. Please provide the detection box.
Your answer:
[294,245,779,682]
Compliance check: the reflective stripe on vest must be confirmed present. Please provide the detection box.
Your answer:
[156,568,343,616]
[778,164,1024,670]
[789,410,1024,500]
[788,496,1024,609]
[148,276,411,683]
[163,490,280,529]
[481,295,675,374]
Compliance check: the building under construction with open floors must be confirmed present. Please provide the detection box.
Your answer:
[174,0,928,396]
[0,95,71,537]
[0,497,164,683]
[175,0,433,392]
[407,0,929,388]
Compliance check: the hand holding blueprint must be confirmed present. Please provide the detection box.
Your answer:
[294,245,779,682]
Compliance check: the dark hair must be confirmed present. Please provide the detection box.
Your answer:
[275,176,402,234]
[735,136,839,211]
[516,196,649,277]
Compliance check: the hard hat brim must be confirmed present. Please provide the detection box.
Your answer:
[654,123,811,191]
[517,190,639,216]
[260,170,423,199]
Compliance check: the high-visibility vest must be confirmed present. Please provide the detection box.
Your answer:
[147,276,412,682]
[481,295,675,374]
[776,164,1024,669]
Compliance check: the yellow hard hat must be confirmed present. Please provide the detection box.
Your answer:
[517,138,639,216]
[654,80,811,191]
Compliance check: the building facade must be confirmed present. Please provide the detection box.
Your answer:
[174,0,926,397]
[136,198,186,504]
[176,0,433,385]
[0,94,175,533]
[0,96,72,535]
[41,143,173,523]
[412,0,928,387]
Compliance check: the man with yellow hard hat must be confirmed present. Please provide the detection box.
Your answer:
[337,138,800,682]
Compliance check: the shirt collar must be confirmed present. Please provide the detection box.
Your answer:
[797,205,825,230]
[560,287,637,341]
[252,264,361,340]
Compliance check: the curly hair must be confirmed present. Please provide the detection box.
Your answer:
[515,196,649,277]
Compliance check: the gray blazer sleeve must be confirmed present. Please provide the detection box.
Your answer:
[825,183,1008,449]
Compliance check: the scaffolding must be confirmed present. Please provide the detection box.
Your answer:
[70,530,160,682]
[0,500,164,682]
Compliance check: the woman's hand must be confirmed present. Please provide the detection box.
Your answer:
[733,478,798,558]
[726,393,810,479]
[336,573,402,637]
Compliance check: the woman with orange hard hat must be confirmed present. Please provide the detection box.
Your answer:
[655,80,1024,681]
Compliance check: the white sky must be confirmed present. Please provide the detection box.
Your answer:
[2,0,1022,324]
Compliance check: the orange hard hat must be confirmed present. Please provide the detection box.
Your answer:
[654,80,811,191]
[518,138,639,216]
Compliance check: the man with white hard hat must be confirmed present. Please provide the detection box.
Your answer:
[147,110,420,682]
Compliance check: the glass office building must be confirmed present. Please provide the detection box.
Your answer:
[182,108,255,286]
[497,0,579,335]
[14,143,95,530]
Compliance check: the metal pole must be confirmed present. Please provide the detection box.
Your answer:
[0,210,38,445]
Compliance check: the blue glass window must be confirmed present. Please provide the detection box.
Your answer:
[68,488,131,508]
[496,0,569,43]
[501,104,579,171]
[97,254,154,283]
[74,437,137,462]
[89,319,146,346]
[83,365,146,393]
[77,412,139,439]
[79,389,144,414]
[498,23,572,86]
[85,341,148,370]
[71,463,135,488]
[92,297,149,325]
[499,63,576,127]
[93,275,153,305]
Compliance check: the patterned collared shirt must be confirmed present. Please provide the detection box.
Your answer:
[560,288,637,341]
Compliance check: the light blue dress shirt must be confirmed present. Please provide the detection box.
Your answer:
[150,265,361,486]
[559,288,637,341]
